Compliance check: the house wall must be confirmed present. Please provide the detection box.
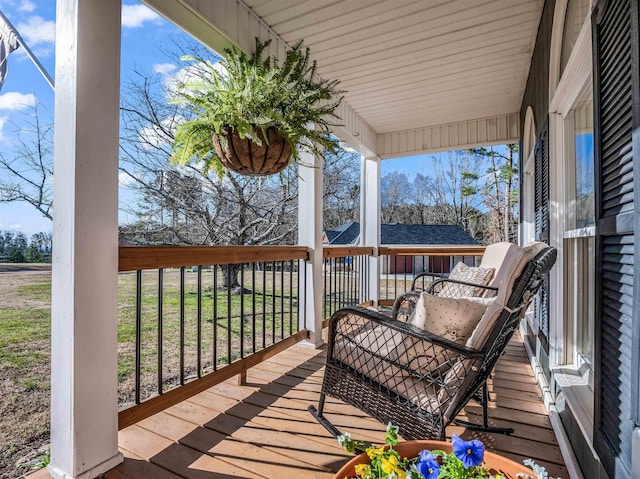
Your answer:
[519,0,555,135]
[519,0,555,384]
[520,1,640,478]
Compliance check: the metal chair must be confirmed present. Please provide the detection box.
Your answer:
[309,244,556,441]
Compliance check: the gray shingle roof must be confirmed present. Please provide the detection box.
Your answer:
[324,222,478,245]
[325,221,360,245]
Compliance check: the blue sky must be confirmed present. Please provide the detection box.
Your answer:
[0,1,514,238]
[0,0,189,236]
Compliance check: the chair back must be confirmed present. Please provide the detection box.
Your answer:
[442,245,557,423]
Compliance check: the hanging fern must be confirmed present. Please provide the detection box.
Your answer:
[171,38,344,176]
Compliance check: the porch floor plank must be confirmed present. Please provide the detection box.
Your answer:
[30,334,568,479]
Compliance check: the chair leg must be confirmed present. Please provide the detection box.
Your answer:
[308,392,345,439]
[452,381,514,435]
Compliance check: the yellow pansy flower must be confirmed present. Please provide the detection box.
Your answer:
[354,463,370,477]
[380,455,406,479]
[365,446,385,460]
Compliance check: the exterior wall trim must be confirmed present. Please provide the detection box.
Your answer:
[376,113,519,159]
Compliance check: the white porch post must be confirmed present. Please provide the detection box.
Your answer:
[360,155,381,305]
[298,149,324,347]
[49,1,123,478]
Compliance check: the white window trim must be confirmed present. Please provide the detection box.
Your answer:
[547,1,596,440]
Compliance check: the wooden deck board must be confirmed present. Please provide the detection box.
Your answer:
[31,334,568,479]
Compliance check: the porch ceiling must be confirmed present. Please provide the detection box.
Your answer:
[145,0,543,156]
[244,0,542,134]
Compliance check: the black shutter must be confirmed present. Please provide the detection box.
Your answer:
[593,0,640,477]
[533,118,550,348]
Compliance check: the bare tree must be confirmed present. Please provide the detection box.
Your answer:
[323,148,360,230]
[381,171,412,223]
[468,145,519,243]
[0,104,53,220]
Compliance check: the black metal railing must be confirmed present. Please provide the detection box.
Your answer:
[322,247,374,318]
[117,246,308,414]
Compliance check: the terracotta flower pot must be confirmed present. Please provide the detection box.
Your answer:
[212,126,293,176]
[333,440,535,479]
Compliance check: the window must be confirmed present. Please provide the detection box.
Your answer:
[565,85,595,232]
[563,84,595,368]
[560,0,591,76]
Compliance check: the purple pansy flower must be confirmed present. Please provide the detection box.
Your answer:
[452,434,485,468]
[416,450,440,479]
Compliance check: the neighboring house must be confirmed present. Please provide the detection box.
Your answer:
[322,221,360,245]
[324,222,479,274]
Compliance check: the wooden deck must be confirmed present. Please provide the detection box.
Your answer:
[33,334,567,479]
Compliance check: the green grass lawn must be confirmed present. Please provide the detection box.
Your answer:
[1,270,302,404]
[0,265,368,476]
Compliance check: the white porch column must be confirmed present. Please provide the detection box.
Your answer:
[360,155,381,305]
[49,1,123,478]
[298,149,324,347]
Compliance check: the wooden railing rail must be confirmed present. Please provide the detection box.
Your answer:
[379,245,486,256]
[119,245,309,272]
[323,246,375,258]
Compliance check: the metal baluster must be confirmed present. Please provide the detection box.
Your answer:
[213,265,217,371]
[303,260,307,330]
[197,266,202,378]
[262,263,266,349]
[227,265,232,365]
[394,255,397,301]
[179,266,185,385]
[240,263,245,358]
[403,256,408,296]
[280,261,285,340]
[157,268,163,396]
[252,262,256,354]
[297,259,301,331]
[323,257,327,319]
[327,258,332,317]
[135,270,142,404]
[272,261,276,345]
[289,260,294,335]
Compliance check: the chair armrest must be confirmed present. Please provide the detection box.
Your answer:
[411,271,448,291]
[428,278,498,297]
[391,291,421,321]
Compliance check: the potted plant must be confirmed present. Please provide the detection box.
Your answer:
[170,38,344,177]
[335,424,560,479]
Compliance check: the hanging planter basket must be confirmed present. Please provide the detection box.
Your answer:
[212,126,293,177]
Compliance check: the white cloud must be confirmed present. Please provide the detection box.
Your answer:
[153,63,177,75]
[119,171,137,186]
[16,16,56,47]
[164,62,225,99]
[138,116,182,150]
[8,223,22,230]
[121,4,161,28]
[0,92,37,111]
[0,115,9,144]
[19,1,36,12]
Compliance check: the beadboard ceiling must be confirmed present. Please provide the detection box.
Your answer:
[240,0,543,134]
